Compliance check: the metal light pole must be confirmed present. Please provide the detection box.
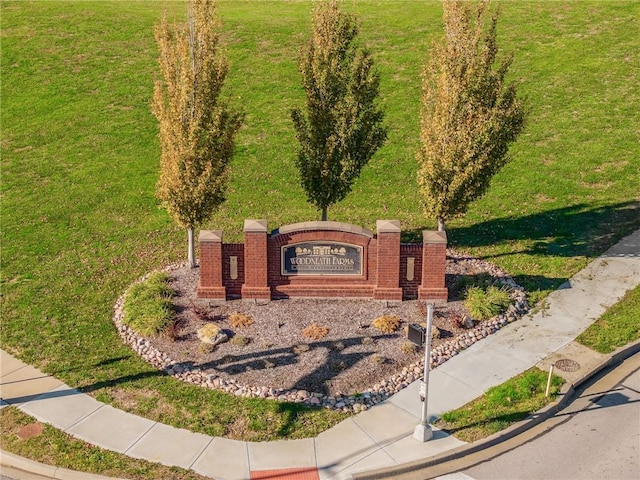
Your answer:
[413,303,434,442]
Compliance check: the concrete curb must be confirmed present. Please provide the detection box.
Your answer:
[0,450,126,480]
[352,339,640,480]
[2,345,638,480]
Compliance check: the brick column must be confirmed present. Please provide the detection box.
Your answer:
[373,220,403,301]
[197,230,226,300]
[241,219,271,300]
[418,230,448,302]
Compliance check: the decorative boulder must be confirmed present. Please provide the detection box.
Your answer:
[461,315,475,329]
[197,323,228,346]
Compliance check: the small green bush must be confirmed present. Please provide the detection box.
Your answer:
[371,354,386,365]
[122,272,175,336]
[451,273,495,296]
[401,342,418,355]
[230,335,250,347]
[465,285,511,320]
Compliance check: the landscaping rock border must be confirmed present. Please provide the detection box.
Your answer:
[113,251,528,413]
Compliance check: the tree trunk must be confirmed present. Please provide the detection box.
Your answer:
[187,227,196,268]
[321,207,328,221]
[437,217,446,232]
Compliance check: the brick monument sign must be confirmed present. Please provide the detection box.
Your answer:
[197,220,447,302]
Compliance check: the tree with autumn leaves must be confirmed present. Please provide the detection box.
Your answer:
[291,0,387,221]
[417,0,526,231]
[153,0,243,268]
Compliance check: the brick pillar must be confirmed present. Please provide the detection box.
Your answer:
[197,230,226,300]
[373,220,403,301]
[241,219,271,300]
[418,230,448,302]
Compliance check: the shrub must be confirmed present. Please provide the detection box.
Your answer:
[465,285,511,320]
[198,343,214,355]
[302,322,329,340]
[230,335,250,347]
[451,272,495,296]
[372,315,401,334]
[229,312,254,329]
[371,354,386,365]
[401,342,418,355]
[123,272,175,336]
[293,343,310,354]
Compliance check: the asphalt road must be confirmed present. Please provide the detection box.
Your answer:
[462,358,640,479]
[424,353,640,480]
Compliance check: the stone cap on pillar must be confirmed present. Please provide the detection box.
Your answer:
[376,220,401,233]
[422,230,447,244]
[274,221,374,237]
[244,219,268,233]
[199,230,223,242]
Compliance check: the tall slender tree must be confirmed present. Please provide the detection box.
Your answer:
[153,0,243,267]
[417,0,525,231]
[291,0,387,221]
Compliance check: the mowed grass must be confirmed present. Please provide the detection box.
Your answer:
[1,0,639,446]
[0,406,210,480]
[435,368,565,442]
[577,284,640,353]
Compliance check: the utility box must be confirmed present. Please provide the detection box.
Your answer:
[407,323,426,347]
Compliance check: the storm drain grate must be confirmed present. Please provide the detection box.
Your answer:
[554,358,581,372]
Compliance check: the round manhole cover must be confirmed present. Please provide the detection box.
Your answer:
[554,358,581,372]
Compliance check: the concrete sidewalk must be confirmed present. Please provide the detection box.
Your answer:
[2,229,639,480]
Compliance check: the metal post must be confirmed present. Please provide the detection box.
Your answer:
[545,364,554,398]
[413,303,434,442]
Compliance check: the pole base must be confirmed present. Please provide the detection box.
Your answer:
[413,423,433,442]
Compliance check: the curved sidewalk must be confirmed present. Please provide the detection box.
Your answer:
[2,229,639,480]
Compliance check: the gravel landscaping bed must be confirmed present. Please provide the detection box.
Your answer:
[113,250,528,413]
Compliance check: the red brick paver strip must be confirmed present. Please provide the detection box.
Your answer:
[250,467,320,480]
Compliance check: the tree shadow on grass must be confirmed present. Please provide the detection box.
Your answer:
[404,201,638,257]
[404,201,639,292]
[436,410,534,438]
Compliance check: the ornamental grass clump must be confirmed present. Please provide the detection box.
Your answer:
[302,321,329,340]
[122,272,175,337]
[465,285,511,320]
[401,341,418,355]
[372,315,401,334]
[229,312,254,329]
[230,335,250,347]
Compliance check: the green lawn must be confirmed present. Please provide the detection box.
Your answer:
[1,0,639,443]
[435,368,565,442]
[0,406,210,480]
[577,284,640,353]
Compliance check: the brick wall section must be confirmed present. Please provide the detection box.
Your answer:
[400,244,423,299]
[418,230,448,302]
[373,220,403,301]
[241,220,271,300]
[268,227,376,299]
[222,243,244,297]
[197,221,448,303]
[197,230,226,300]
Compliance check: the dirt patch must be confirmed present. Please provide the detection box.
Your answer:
[137,251,516,397]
